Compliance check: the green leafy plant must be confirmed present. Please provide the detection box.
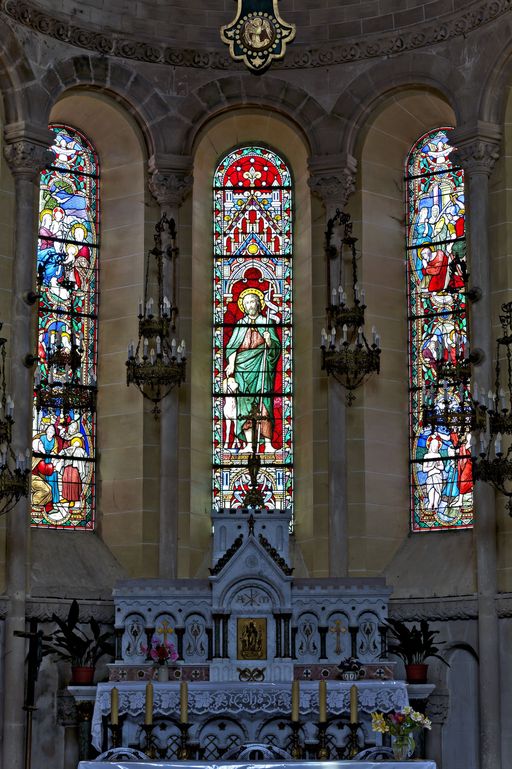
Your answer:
[43,599,114,668]
[385,618,449,666]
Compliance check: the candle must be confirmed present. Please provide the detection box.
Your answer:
[350,684,358,724]
[138,297,143,316]
[331,288,337,305]
[342,324,348,344]
[500,387,506,411]
[180,681,188,724]
[145,682,153,726]
[319,679,327,723]
[495,432,502,456]
[156,336,161,355]
[291,680,299,722]
[111,687,119,726]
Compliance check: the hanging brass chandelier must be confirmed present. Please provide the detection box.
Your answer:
[320,210,381,404]
[126,214,186,416]
[0,327,30,515]
[473,300,512,513]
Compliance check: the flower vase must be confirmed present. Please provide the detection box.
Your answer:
[391,733,415,760]
[156,665,169,683]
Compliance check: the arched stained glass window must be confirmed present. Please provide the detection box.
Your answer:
[213,146,293,511]
[31,124,99,529]
[406,127,473,531]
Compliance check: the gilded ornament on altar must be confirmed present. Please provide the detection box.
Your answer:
[221,1,295,73]
[237,617,267,659]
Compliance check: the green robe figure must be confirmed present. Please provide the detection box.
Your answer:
[225,290,280,452]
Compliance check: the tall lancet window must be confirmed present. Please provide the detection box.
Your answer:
[31,124,99,530]
[406,128,473,531]
[213,146,293,511]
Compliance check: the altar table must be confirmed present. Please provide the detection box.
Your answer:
[90,681,409,751]
[79,761,436,768]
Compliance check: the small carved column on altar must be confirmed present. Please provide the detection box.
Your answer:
[308,153,357,581]
[67,686,97,762]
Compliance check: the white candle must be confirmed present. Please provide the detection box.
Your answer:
[372,326,377,344]
[342,324,348,343]
[138,297,143,316]
[360,288,365,306]
[331,288,337,305]
[495,433,502,456]
[500,387,506,411]
[156,336,161,355]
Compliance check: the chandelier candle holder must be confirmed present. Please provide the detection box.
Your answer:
[33,266,97,416]
[320,210,381,404]
[126,214,186,417]
[473,301,512,513]
[0,327,30,515]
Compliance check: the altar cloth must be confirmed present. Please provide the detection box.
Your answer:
[79,761,436,769]
[90,681,409,751]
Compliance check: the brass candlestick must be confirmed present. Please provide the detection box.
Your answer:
[141,723,158,759]
[108,720,123,749]
[316,721,330,760]
[345,721,361,758]
[177,721,190,759]
[290,720,303,759]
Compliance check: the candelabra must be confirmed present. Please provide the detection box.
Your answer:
[0,327,30,515]
[320,210,381,404]
[126,214,186,417]
[33,272,97,416]
[473,301,512,513]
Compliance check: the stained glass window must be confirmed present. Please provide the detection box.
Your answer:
[406,127,473,530]
[31,124,99,529]
[212,146,293,511]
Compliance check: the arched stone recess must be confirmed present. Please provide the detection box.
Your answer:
[0,16,34,125]
[36,55,173,159]
[30,88,163,584]
[188,109,327,579]
[177,75,333,158]
[332,53,469,161]
[341,87,476,595]
[476,33,512,128]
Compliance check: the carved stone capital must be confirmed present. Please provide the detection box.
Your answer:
[148,155,193,208]
[308,154,358,217]
[451,124,501,176]
[3,140,53,180]
[426,692,450,725]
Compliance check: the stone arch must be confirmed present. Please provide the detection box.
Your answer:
[333,53,468,159]
[176,74,333,157]
[479,37,512,127]
[36,55,172,158]
[0,16,34,124]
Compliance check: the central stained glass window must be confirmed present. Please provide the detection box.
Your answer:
[406,127,473,531]
[212,146,293,511]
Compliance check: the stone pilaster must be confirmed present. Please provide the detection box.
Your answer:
[147,155,193,580]
[308,153,357,579]
[451,123,502,769]
[2,129,53,769]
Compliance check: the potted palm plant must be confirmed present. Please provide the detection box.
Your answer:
[385,618,449,683]
[44,599,115,684]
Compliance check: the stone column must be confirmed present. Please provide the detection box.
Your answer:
[148,156,193,579]
[308,154,357,578]
[452,124,501,769]
[2,130,53,769]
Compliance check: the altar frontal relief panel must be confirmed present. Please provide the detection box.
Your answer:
[213,146,293,511]
[31,125,98,529]
[406,127,473,531]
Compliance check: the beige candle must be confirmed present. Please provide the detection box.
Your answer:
[110,687,119,726]
[319,679,327,723]
[291,680,300,722]
[350,684,358,724]
[180,681,188,724]
[145,682,154,726]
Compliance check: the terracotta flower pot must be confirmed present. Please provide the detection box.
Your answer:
[71,665,95,685]
[405,663,428,684]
